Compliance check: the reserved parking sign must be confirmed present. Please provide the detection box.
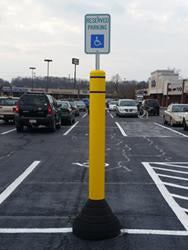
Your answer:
[85,14,111,54]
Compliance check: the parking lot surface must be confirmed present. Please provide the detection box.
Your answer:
[0,112,188,249]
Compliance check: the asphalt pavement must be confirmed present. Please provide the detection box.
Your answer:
[0,111,188,249]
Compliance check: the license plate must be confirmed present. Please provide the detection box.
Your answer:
[29,119,37,123]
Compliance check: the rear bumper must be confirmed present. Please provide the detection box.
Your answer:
[117,111,138,117]
[15,116,54,126]
[0,114,15,120]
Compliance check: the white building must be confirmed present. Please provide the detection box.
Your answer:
[148,70,185,106]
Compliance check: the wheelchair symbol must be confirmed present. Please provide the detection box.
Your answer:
[94,36,102,47]
[91,34,104,48]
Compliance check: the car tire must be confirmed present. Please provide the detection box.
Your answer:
[183,119,188,131]
[49,119,56,132]
[163,118,167,125]
[16,124,24,133]
[170,118,174,127]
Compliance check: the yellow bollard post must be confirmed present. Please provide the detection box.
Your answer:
[73,70,121,240]
[89,70,106,200]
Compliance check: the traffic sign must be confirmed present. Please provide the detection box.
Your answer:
[72,58,79,65]
[85,14,111,54]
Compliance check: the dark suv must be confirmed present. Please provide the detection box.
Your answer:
[140,99,160,116]
[15,93,61,132]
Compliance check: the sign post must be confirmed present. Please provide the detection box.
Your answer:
[73,14,121,240]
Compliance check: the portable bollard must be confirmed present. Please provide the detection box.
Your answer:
[73,70,121,240]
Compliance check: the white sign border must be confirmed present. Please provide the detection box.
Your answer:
[84,13,111,54]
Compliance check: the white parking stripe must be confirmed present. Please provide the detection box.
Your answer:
[115,122,127,137]
[63,121,79,136]
[172,194,188,201]
[109,112,114,118]
[0,161,40,205]
[155,162,188,169]
[154,123,188,137]
[158,174,188,181]
[152,167,188,175]
[1,128,16,135]
[0,228,187,236]
[82,113,87,119]
[163,182,188,190]
[142,162,188,230]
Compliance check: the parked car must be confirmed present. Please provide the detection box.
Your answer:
[163,103,188,127]
[69,101,80,117]
[75,100,87,112]
[58,101,75,125]
[140,99,160,116]
[116,99,138,117]
[82,98,89,110]
[109,101,118,111]
[15,93,61,132]
[183,113,188,131]
[0,96,19,123]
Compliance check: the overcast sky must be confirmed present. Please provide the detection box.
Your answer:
[0,0,188,81]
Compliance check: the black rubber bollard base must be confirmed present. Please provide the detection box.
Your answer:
[73,199,121,240]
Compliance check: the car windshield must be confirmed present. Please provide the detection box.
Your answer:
[76,101,85,106]
[0,98,18,106]
[110,101,117,105]
[60,102,69,108]
[20,95,47,105]
[119,100,136,106]
[172,104,188,112]
[146,100,159,106]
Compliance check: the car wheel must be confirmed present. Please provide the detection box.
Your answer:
[16,124,24,133]
[170,118,174,127]
[183,119,188,131]
[163,118,167,125]
[49,119,56,132]
[56,117,61,129]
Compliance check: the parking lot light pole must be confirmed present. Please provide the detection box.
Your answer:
[44,59,52,93]
[72,58,79,98]
[73,70,121,240]
[29,67,36,91]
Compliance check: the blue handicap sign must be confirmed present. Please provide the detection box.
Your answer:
[91,34,104,49]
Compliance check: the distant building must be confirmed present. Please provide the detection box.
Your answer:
[148,70,188,106]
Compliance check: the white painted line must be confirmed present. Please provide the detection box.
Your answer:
[121,229,188,236]
[82,113,87,119]
[158,174,188,181]
[1,128,16,135]
[109,112,114,118]
[0,228,187,236]
[163,182,188,190]
[183,208,188,213]
[152,167,188,175]
[154,123,188,137]
[63,121,79,136]
[115,122,127,137]
[172,194,188,201]
[0,161,40,205]
[142,162,188,230]
[0,228,72,234]
[155,162,188,169]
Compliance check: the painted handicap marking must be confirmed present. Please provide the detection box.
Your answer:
[72,161,131,172]
[142,162,188,230]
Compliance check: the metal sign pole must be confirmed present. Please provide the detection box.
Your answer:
[95,53,100,70]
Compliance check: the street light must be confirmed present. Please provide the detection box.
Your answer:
[29,67,36,91]
[44,59,53,92]
[72,58,79,98]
